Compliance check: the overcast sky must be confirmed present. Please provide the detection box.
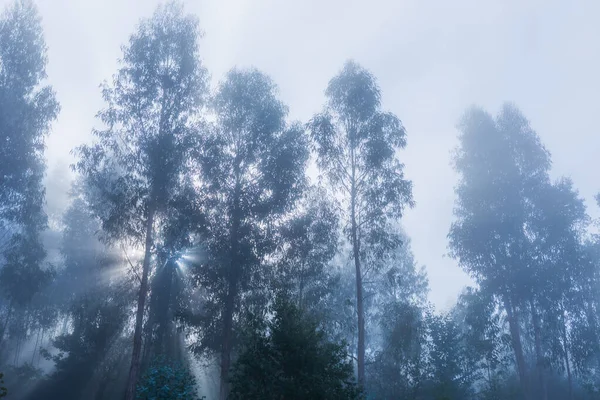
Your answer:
[5,0,599,310]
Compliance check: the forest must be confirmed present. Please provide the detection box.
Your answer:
[0,1,599,399]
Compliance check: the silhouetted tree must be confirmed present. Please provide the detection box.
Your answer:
[308,60,414,384]
[189,68,308,400]
[229,296,363,400]
[73,2,208,398]
[0,0,59,354]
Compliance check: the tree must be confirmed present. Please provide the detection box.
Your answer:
[189,68,308,400]
[367,235,429,400]
[136,357,204,400]
[273,187,339,313]
[447,104,597,400]
[308,60,414,384]
[73,3,208,398]
[0,0,59,351]
[25,197,132,400]
[228,296,363,400]
[426,314,475,400]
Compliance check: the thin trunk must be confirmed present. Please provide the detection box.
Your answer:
[350,144,365,386]
[124,206,155,400]
[37,329,45,367]
[0,300,13,344]
[298,262,305,309]
[13,335,20,365]
[560,309,573,400]
[530,299,547,400]
[31,328,40,364]
[586,301,600,370]
[220,176,242,400]
[157,258,174,356]
[503,296,528,400]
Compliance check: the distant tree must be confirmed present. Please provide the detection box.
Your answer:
[274,187,339,313]
[448,104,599,400]
[73,2,208,399]
[308,60,414,384]
[426,314,475,400]
[188,68,308,400]
[367,236,429,399]
[229,296,363,400]
[24,197,131,400]
[0,0,59,349]
[448,104,553,399]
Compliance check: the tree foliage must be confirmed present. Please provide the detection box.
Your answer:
[229,296,363,400]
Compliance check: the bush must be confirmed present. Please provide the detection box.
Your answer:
[229,296,363,400]
[136,357,204,400]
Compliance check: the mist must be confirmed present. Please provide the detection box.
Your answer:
[0,0,599,399]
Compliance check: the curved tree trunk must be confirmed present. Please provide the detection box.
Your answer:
[125,207,155,400]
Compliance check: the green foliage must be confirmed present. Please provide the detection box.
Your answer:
[0,0,59,332]
[229,296,363,400]
[186,65,309,398]
[0,372,6,398]
[136,357,203,400]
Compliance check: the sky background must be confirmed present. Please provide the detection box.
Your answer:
[4,0,599,310]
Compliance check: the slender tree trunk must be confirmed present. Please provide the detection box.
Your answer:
[0,300,13,344]
[503,296,529,400]
[31,328,40,364]
[13,335,20,365]
[37,329,45,367]
[298,262,305,308]
[560,309,573,400]
[125,206,155,400]
[585,301,600,370]
[530,299,547,400]
[220,178,241,400]
[350,150,365,385]
[157,258,175,357]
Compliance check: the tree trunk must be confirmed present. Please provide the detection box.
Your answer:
[530,299,547,400]
[157,258,175,357]
[220,178,242,400]
[350,170,365,386]
[0,299,13,344]
[560,309,573,400]
[125,206,155,400]
[37,329,45,367]
[31,328,40,364]
[503,296,528,400]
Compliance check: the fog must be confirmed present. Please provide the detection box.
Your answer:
[1,0,599,399]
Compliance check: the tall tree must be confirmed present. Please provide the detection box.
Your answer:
[308,60,414,384]
[0,0,59,349]
[73,3,208,398]
[189,68,308,400]
[448,103,567,399]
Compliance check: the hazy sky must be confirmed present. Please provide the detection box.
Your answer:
[5,0,599,310]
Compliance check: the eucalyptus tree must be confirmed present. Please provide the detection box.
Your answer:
[308,60,413,384]
[366,235,429,399]
[273,187,339,313]
[73,3,208,398]
[448,104,561,399]
[191,68,308,400]
[0,0,59,348]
